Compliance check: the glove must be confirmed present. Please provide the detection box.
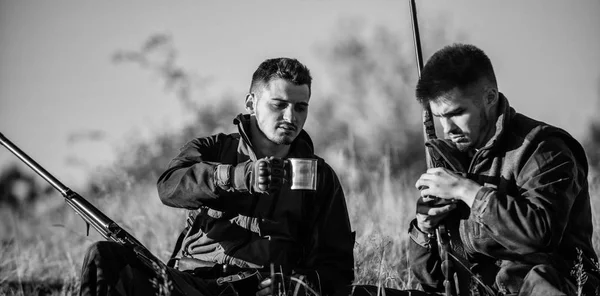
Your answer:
[215,157,287,194]
[253,157,287,193]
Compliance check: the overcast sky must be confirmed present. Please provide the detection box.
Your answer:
[1,1,599,188]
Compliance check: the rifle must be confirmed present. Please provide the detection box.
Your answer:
[408,3,500,296]
[0,132,173,291]
[408,1,468,295]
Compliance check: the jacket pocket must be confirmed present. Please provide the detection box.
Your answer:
[463,219,481,239]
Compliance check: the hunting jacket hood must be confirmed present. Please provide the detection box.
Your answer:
[409,94,599,295]
[157,114,355,294]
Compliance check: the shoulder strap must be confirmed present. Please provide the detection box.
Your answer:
[167,209,201,267]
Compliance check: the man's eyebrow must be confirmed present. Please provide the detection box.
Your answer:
[433,107,463,117]
[272,98,309,106]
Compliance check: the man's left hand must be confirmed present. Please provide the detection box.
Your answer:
[256,277,272,296]
[415,167,482,208]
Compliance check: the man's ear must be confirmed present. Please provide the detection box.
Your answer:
[245,93,255,114]
[484,87,498,106]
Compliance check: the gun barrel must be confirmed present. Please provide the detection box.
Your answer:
[66,194,114,236]
[408,3,463,295]
[409,1,437,147]
[409,0,424,77]
[1,131,150,243]
[0,132,70,196]
[0,131,171,288]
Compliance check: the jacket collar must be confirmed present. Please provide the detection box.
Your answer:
[479,92,514,151]
[232,113,315,159]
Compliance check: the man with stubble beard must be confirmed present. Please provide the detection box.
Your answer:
[408,43,599,295]
[79,57,355,296]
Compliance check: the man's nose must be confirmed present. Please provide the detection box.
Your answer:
[440,117,457,134]
[283,106,295,123]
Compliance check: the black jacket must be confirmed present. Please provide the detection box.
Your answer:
[157,114,355,294]
[409,94,599,295]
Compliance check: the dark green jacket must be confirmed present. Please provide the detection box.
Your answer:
[409,94,599,295]
[157,114,355,294]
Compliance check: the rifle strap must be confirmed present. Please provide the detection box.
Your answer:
[424,139,468,172]
[167,210,200,268]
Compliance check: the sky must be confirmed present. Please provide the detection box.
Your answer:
[1,1,599,188]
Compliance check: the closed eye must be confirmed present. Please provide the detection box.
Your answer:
[434,108,465,118]
[271,102,288,109]
[295,104,308,112]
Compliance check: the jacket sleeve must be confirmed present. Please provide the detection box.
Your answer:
[407,219,445,293]
[156,134,254,211]
[300,163,355,295]
[470,136,585,253]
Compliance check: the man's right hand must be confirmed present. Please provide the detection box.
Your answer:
[415,196,457,233]
[251,157,287,194]
[216,157,287,194]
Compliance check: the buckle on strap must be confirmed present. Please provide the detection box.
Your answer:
[216,270,260,286]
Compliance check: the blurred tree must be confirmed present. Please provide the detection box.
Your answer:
[89,19,459,192]
[0,164,51,210]
[308,19,457,173]
[582,79,600,170]
[585,124,600,169]
[88,34,240,193]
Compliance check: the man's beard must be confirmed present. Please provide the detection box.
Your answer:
[257,126,294,145]
[475,108,493,149]
[272,131,295,145]
[269,135,293,145]
[454,109,492,152]
[455,141,471,152]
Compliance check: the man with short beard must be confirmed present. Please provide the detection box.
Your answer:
[408,43,599,295]
[79,58,355,296]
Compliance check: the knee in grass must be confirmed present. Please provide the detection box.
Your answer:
[85,241,126,261]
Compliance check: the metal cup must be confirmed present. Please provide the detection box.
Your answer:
[287,158,317,191]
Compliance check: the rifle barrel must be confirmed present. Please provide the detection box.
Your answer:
[409,0,424,76]
[409,0,438,158]
[408,3,461,295]
[0,131,173,289]
[0,132,69,196]
[0,132,139,244]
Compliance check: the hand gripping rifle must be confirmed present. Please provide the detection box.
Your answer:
[408,1,471,295]
[0,132,176,293]
[408,5,499,295]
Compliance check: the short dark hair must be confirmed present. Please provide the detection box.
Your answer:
[416,43,497,104]
[249,58,312,97]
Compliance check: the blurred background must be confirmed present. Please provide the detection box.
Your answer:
[1,1,599,294]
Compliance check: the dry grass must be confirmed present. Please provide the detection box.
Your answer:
[1,154,599,295]
[0,180,186,295]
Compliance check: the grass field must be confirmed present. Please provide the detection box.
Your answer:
[1,153,599,295]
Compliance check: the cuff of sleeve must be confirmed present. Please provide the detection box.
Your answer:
[214,164,233,190]
[470,186,494,222]
[408,219,434,250]
[232,161,251,192]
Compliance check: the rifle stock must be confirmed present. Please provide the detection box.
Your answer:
[0,132,166,273]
